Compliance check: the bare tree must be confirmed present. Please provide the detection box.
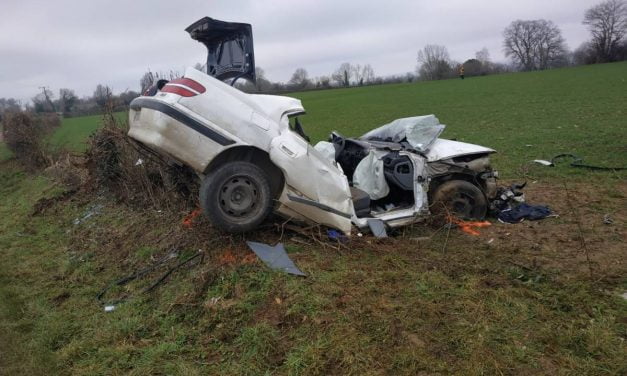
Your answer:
[332,63,352,87]
[0,98,21,112]
[36,86,57,113]
[318,75,331,88]
[254,67,272,92]
[140,71,154,93]
[503,19,568,70]
[58,88,77,114]
[475,47,491,65]
[351,64,363,85]
[583,0,627,62]
[93,84,112,108]
[416,45,452,80]
[288,68,311,90]
[193,62,206,72]
[361,64,375,84]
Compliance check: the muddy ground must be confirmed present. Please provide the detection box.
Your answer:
[56,178,626,288]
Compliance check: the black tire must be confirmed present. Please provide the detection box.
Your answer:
[430,180,488,220]
[200,161,273,233]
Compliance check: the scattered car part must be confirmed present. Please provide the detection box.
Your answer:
[551,153,627,171]
[367,219,388,238]
[533,159,553,166]
[97,250,204,306]
[185,17,256,84]
[246,241,306,276]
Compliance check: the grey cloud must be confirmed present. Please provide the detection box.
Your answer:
[0,0,601,102]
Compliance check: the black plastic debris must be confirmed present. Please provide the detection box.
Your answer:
[246,241,306,276]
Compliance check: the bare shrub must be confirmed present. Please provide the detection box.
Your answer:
[85,112,199,210]
[1,111,60,169]
[44,154,88,190]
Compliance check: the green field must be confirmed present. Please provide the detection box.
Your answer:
[1,63,626,375]
[0,142,10,160]
[292,62,626,178]
[48,112,127,153]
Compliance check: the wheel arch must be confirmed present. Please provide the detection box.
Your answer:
[204,145,285,199]
[429,172,477,193]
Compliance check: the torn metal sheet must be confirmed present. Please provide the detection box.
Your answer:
[533,159,554,166]
[367,218,388,238]
[246,241,306,276]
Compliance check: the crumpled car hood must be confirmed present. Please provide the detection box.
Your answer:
[425,138,495,162]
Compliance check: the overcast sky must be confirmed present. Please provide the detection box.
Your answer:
[0,0,600,102]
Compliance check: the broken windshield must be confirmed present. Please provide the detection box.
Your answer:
[360,115,445,153]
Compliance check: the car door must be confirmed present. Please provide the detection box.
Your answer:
[269,131,354,234]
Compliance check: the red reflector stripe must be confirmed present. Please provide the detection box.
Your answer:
[169,78,206,94]
[161,85,197,97]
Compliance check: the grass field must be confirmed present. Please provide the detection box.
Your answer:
[48,112,127,153]
[292,62,626,179]
[0,142,10,160]
[1,62,626,375]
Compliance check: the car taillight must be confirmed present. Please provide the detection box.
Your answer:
[161,78,206,97]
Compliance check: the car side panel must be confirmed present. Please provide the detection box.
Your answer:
[269,131,354,234]
[177,68,279,152]
[128,98,243,172]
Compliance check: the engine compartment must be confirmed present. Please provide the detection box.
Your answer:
[329,134,496,218]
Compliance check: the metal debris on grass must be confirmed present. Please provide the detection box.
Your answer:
[366,218,388,238]
[246,241,306,276]
[73,204,104,225]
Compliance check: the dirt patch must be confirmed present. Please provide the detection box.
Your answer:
[32,189,78,216]
[477,180,626,282]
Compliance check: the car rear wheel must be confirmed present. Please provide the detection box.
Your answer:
[200,161,273,233]
[430,180,487,220]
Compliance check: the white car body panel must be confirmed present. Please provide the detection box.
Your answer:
[426,138,495,162]
[269,131,354,233]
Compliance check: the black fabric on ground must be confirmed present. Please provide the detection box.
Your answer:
[497,203,552,224]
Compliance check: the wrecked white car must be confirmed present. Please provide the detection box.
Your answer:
[128,17,498,234]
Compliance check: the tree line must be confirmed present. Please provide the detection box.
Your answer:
[1,0,624,118]
[416,0,627,80]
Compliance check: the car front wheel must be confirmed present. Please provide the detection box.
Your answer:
[200,161,273,233]
[430,180,488,220]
